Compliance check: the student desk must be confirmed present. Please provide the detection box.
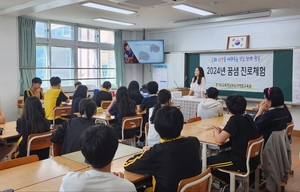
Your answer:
[181,114,231,172]
[62,143,142,165]
[172,97,205,122]
[16,154,148,191]
[0,156,88,191]
[0,121,20,142]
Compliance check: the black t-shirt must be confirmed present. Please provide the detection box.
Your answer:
[92,91,112,107]
[140,96,158,123]
[129,93,144,105]
[223,114,260,171]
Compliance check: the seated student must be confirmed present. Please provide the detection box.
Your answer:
[254,87,293,143]
[197,87,223,119]
[0,106,5,124]
[124,106,201,192]
[16,96,50,160]
[105,86,137,139]
[92,81,112,107]
[23,77,44,102]
[44,76,70,125]
[207,94,260,190]
[128,80,144,105]
[147,89,172,147]
[51,98,96,155]
[71,85,88,118]
[59,124,136,191]
[139,81,158,124]
[74,81,82,90]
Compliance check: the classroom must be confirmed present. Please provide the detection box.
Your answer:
[0,0,300,191]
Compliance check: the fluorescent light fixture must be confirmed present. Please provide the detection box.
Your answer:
[82,2,135,14]
[93,18,135,26]
[174,10,271,27]
[172,4,213,16]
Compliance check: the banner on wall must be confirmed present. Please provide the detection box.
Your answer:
[292,49,300,103]
[200,51,273,92]
[153,64,168,90]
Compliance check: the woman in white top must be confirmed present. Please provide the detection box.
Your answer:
[189,66,206,98]
[147,89,172,147]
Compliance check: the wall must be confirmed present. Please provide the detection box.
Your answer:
[0,16,19,121]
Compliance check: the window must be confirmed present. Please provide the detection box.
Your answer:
[32,23,116,91]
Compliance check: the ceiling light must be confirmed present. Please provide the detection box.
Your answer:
[173,10,271,27]
[93,18,135,26]
[172,4,213,16]
[82,2,135,14]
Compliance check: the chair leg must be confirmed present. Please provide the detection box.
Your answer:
[132,139,136,147]
[255,168,260,191]
[229,173,236,192]
[244,176,249,192]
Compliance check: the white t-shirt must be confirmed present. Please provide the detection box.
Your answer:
[190,77,206,98]
[60,170,136,192]
[147,107,161,147]
[197,98,224,119]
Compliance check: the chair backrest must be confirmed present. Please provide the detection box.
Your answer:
[177,168,212,192]
[0,155,39,170]
[286,122,294,137]
[17,99,23,108]
[121,116,143,140]
[53,107,72,126]
[101,100,112,109]
[187,116,202,124]
[26,132,53,156]
[245,135,264,173]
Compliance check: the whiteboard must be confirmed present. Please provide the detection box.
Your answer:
[152,53,185,89]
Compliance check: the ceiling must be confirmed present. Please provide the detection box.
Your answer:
[1,0,300,31]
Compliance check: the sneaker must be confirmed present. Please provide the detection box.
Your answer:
[220,185,230,192]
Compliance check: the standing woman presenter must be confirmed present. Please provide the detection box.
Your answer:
[189,66,206,98]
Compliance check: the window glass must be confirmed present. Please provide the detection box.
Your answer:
[100,30,114,44]
[51,47,74,68]
[36,22,48,38]
[51,23,74,40]
[78,27,98,43]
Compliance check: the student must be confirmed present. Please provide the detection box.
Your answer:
[44,76,70,125]
[124,43,138,63]
[23,77,44,102]
[92,81,112,107]
[0,106,5,124]
[254,87,292,143]
[124,106,201,192]
[139,81,159,125]
[74,81,82,90]
[106,86,137,139]
[197,87,223,119]
[51,98,96,155]
[207,94,260,190]
[71,85,88,118]
[16,96,50,160]
[147,89,172,147]
[188,66,206,98]
[128,80,144,105]
[59,124,136,191]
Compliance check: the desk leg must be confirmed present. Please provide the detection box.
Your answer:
[202,143,207,172]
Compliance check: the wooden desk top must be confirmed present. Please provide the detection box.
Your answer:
[93,108,146,121]
[0,121,19,141]
[0,156,88,191]
[223,104,258,112]
[181,114,231,145]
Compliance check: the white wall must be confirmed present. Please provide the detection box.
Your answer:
[0,16,19,121]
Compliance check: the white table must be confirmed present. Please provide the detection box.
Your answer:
[172,97,205,122]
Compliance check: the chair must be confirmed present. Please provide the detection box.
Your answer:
[0,155,39,170]
[120,116,143,147]
[187,116,202,124]
[286,121,294,144]
[177,168,212,192]
[27,131,53,157]
[17,99,23,117]
[218,135,264,192]
[145,122,149,146]
[95,119,109,125]
[52,139,64,156]
[52,107,72,129]
[101,100,112,109]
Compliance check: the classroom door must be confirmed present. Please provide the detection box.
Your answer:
[186,54,200,87]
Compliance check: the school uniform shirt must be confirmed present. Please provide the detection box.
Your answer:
[60,170,136,192]
[92,90,112,107]
[50,117,95,155]
[129,92,144,105]
[223,114,260,171]
[147,107,160,147]
[16,118,50,160]
[23,88,43,102]
[190,77,206,98]
[255,106,292,143]
[140,95,158,123]
[197,98,223,119]
[124,136,201,192]
[44,88,68,120]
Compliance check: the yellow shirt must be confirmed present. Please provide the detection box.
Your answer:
[44,88,68,120]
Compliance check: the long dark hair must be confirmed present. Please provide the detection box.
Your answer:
[73,85,87,100]
[21,96,49,133]
[150,89,171,124]
[116,86,136,117]
[193,66,205,85]
[128,81,140,97]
